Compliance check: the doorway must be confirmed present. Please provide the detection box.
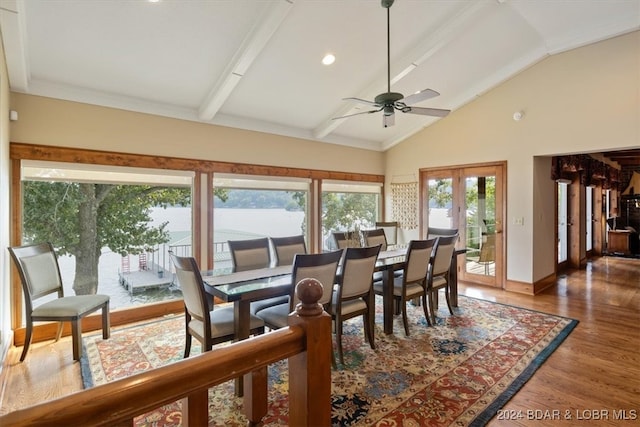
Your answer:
[421,162,505,288]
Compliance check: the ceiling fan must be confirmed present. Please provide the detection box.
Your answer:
[334,0,450,128]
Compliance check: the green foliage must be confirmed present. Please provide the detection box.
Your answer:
[214,189,302,209]
[23,181,191,257]
[322,192,377,234]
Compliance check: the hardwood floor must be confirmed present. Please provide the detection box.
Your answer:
[1,256,638,425]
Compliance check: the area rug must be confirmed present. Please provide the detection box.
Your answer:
[81,295,578,426]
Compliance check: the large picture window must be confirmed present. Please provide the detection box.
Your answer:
[20,161,193,314]
[321,181,382,250]
[212,174,309,268]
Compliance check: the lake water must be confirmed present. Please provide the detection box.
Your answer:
[57,207,305,309]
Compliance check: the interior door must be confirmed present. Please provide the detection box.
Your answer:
[421,163,505,288]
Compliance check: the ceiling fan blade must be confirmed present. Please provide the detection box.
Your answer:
[404,106,450,118]
[332,108,382,120]
[401,88,440,105]
[343,97,380,107]
[383,112,395,128]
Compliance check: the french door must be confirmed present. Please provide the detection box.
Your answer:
[421,163,505,288]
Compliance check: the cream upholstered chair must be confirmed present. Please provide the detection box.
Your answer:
[227,237,271,272]
[255,250,342,330]
[249,235,307,315]
[171,253,265,357]
[8,242,110,362]
[375,221,398,247]
[426,234,458,324]
[362,228,388,251]
[332,231,361,249]
[270,235,307,266]
[374,239,436,336]
[331,245,381,365]
[427,227,459,239]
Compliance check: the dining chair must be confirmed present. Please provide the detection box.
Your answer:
[362,228,387,251]
[8,242,111,362]
[270,235,307,266]
[170,253,265,357]
[255,250,342,330]
[427,227,459,239]
[332,231,361,249]
[425,234,458,324]
[375,221,399,247]
[249,235,308,315]
[373,239,437,336]
[331,244,381,365]
[227,237,271,272]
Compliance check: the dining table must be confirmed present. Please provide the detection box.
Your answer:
[202,264,292,396]
[200,246,466,393]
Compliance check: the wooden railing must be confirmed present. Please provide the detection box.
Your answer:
[0,279,332,427]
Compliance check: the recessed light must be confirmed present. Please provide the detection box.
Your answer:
[322,53,336,66]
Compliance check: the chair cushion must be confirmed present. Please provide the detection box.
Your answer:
[255,303,290,329]
[31,294,109,318]
[431,275,447,289]
[189,306,264,339]
[250,296,290,315]
[332,295,367,316]
[373,279,423,299]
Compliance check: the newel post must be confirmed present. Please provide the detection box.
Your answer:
[287,278,332,426]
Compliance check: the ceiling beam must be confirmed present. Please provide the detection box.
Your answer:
[198,0,295,121]
[0,0,30,92]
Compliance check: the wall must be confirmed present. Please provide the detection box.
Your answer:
[386,30,640,286]
[0,25,12,364]
[8,94,385,176]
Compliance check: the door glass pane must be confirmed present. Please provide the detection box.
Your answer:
[464,175,496,276]
[558,182,568,262]
[427,178,454,229]
[586,187,593,251]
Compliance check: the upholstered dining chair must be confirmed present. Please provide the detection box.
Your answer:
[425,234,458,324]
[8,242,111,362]
[332,231,361,249]
[375,221,399,247]
[373,239,437,336]
[255,250,342,330]
[170,253,265,357]
[270,235,307,266]
[227,237,271,272]
[362,228,388,251]
[331,245,381,365]
[427,227,459,239]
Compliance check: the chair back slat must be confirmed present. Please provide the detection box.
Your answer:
[291,250,342,307]
[404,239,436,284]
[270,235,307,266]
[228,237,271,272]
[432,235,458,276]
[362,229,387,251]
[340,245,381,298]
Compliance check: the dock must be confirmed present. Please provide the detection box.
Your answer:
[119,270,173,294]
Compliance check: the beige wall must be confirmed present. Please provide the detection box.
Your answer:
[386,30,640,285]
[1,26,13,358]
[9,94,385,175]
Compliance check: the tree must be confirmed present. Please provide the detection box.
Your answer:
[322,192,377,233]
[22,181,226,296]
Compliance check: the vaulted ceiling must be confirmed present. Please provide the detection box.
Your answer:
[1,0,639,152]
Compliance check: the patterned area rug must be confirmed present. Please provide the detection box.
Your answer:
[81,295,577,426]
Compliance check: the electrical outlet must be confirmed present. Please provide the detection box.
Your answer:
[514,217,524,225]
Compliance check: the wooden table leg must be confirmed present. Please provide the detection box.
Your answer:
[450,252,459,307]
[233,300,251,397]
[382,268,394,335]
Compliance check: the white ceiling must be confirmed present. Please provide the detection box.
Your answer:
[1,0,639,152]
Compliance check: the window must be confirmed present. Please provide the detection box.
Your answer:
[21,161,193,313]
[212,174,310,268]
[321,181,382,250]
